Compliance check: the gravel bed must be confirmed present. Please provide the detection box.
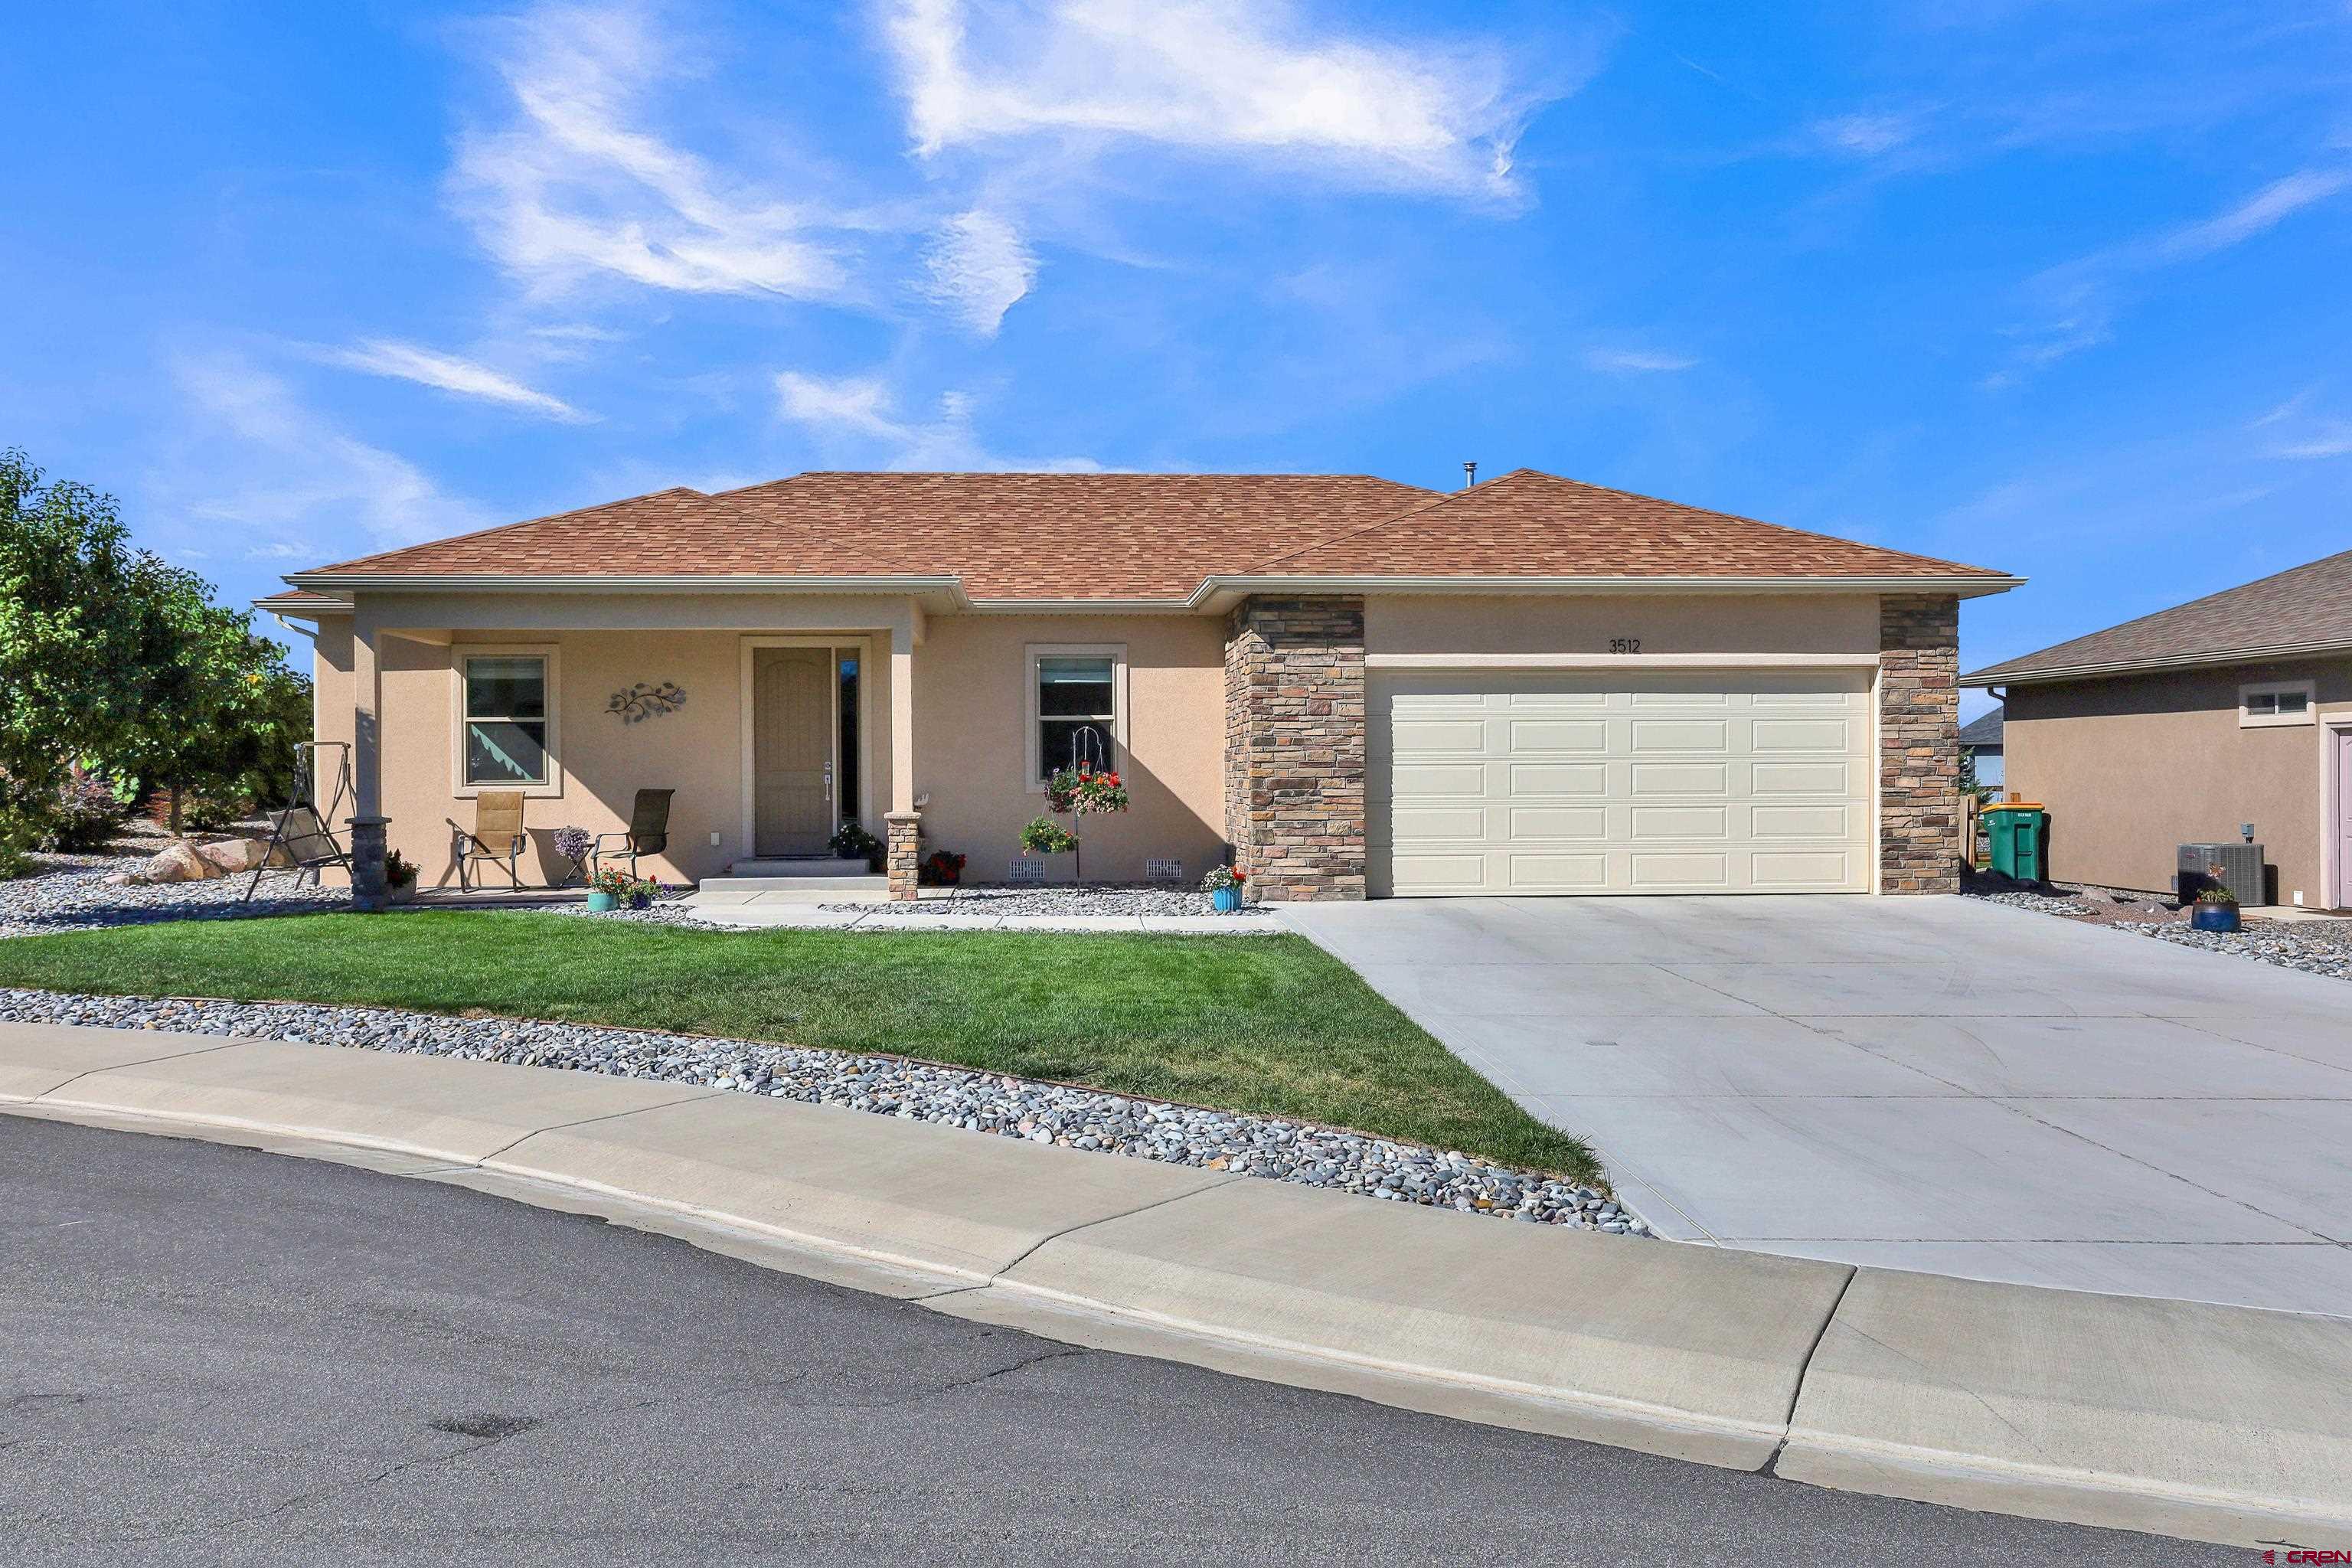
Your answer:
[1960,887,2096,917]
[0,854,350,939]
[0,988,1640,1233]
[822,883,1269,918]
[2115,918,2352,982]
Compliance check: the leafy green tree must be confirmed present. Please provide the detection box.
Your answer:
[0,449,305,848]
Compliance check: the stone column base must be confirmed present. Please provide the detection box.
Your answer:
[347,815,390,912]
[885,812,921,901]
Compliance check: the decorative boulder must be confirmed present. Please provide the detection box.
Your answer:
[197,837,270,874]
[141,840,224,884]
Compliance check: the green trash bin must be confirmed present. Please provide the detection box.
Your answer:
[1983,802,2047,882]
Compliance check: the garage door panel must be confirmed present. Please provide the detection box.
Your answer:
[1390,805,1488,841]
[1507,718,1607,752]
[1751,761,1853,795]
[1632,851,1733,888]
[1392,718,1487,752]
[1373,669,1873,897]
[1508,853,1609,890]
[1632,762,1731,795]
[1390,763,1488,798]
[1509,805,1607,839]
[1631,805,1731,840]
[1751,717,1854,752]
[1508,762,1609,796]
[1631,718,1730,751]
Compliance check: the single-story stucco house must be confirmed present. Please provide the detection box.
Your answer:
[256,469,2017,903]
[1962,547,2352,909]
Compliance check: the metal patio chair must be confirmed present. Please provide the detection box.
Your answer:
[447,790,528,891]
[593,789,674,881]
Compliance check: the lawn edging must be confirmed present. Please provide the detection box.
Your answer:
[5,1018,2345,1550]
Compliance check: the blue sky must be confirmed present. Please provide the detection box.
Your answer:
[7,2,2350,707]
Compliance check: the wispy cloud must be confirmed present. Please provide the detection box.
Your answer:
[2275,422,2352,459]
[321,338,590,420]
[1585,348,1698,374]
[449,4,854,300]
[1988,168,2351,387]
[776,368,1097,470]
[917,208,1037,335]
[882,0,1566,202]
[1811,113,1919,157]
[163,354,500,558]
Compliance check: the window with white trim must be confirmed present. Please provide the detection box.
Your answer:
[463,655,551,784]
[2239,680,2314,729]
[1026,645,1125,786]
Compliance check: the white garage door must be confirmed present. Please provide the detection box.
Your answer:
[1370,668,1874,896]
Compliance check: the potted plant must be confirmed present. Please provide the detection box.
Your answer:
[626,877,662,911]
[1019,815,1078,868]
[1041,762,1129,880]
[2189,868,2240,933]
[1201,863,1247,913]
[921,850,966,886]
[830,821,883,870]
[384,849,420,906]
[587,864,629,913]
[552,825,594,887]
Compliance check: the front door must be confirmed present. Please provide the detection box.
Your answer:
[753,646,835,856]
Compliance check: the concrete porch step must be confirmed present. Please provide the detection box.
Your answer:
[726,857,873,877]
[697,875,888,895]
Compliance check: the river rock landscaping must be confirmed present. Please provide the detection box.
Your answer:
[1962,873,2352,983]
[0,848,349,939]
[0,987,1642,1235]
[822,884,1270,918]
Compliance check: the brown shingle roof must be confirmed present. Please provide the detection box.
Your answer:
[1964,547,2352,683]
[1251,469,2010,581]
[291,469,2013,603]
[251,588,352,613]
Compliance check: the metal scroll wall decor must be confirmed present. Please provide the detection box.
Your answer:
[607,681,687,724]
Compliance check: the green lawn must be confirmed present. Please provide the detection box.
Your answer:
[0,914,1599,1181]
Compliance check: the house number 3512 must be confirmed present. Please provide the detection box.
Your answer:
[1609,637,1642,654]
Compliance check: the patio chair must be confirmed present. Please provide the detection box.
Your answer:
[446,790,528,891]
[593,789,675,881]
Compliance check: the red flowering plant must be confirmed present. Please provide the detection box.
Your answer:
[1045,763,1129,817]
[1200,864,1246,892]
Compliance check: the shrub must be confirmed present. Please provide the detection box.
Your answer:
[40,769,129,851]
[829,821,883,864]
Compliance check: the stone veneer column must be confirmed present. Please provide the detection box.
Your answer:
[1878,595,1962,893]
[1223,597,1367,901]
[885,811,921,901]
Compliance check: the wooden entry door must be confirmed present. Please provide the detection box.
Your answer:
[753,647,835,856]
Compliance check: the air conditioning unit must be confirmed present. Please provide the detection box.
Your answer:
[2177,842,2268,906]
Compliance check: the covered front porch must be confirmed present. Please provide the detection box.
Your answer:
[322,590,926,906]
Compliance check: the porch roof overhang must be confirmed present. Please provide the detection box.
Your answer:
[286,570,2025,616]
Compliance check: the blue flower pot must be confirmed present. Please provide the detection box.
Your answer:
[586,890,619,913]
[1212,886,1242,913]
[627,891,653,910]
[2189,903,2239,933]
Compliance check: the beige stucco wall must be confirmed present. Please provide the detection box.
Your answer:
[309,605,1221,887]
[912,614,1229,882]
[1364,593,1880,656]
[2001,655,2352,906]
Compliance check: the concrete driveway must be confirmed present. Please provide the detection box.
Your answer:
[1278,895,2352,1317]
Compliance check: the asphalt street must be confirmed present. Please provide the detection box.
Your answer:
[0,1115,2234,1566]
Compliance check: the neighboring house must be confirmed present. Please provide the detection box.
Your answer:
[256,469,2017,902]
[1958,704,2004,788]
[1962,547,2352,908]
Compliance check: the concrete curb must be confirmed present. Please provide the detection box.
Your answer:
[4,1020,2345,1547]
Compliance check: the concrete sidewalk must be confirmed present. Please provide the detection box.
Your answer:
[2,1019,2345,1548]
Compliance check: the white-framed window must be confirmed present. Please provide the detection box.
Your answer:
[1024,643,1127,790]
[2240,679,2315,729]
[452,645,563,796]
